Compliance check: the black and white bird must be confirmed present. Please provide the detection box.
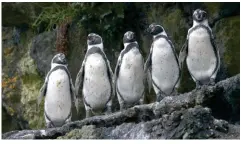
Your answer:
[113,31,145,110]
[179,9,220,88]
[145,23,180,102]
[37,53,77,128]
[75,33,114,118]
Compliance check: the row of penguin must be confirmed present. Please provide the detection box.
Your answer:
[37,9,220,128]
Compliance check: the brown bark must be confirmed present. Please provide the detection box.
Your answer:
[56,22,69,56]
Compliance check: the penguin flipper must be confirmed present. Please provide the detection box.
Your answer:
[74,61,85,114]
[179,39,188,70]
[113,56,122,96]
[37,82,47,110]
[37,71,51,111]
[210,35,220,80]
[147,69,152,93]
[104,53,114,99]
[75,61,85,96]
[64,68,78,113]
[144,44,153,93]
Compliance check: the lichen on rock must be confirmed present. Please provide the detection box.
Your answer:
[18,42,45,129]
[57,125,101,139]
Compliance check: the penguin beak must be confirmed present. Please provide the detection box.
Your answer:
[146,27,151,33]
[62,58,67,64]
[87,35,93,41]
[201,11,207,19]
[88,33,97,41]
[146,24,156,34]
[60,53,67,64]
[194,9,207,21]
[128,32,134,40]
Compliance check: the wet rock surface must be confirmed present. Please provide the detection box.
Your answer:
[2,75,240,139]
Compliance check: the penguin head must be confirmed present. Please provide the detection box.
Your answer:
[51,53,67,68]
[123,31,136,43]
[87,33,102,46]
[193,9,208,23]
[147,23,166,36]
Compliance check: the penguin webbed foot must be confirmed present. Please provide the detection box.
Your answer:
[139,98,144,105]
[120,102,127,111]
[64,115,71,125]
[46,122,55,128]
[156,91,166,102]
[195,81,202,89]
[104,106,112,115]
[209,78,216,86]
[86,109,92,118]
[172,88,179,96]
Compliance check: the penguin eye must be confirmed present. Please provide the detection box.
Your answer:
[203,12,207,18]
[157,26,163,33]
[88,36,93,41]
[58,56,62,61]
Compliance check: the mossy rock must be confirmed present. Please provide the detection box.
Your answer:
[2,27,45,131]
[18,42,45,129]
[204,2,221,21]
[161,8,187,52]
[57,125,102,139]
[2,107,23,133]
[214,16,240,77]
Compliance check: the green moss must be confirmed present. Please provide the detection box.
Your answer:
[204,2,221,17]
[18,41,45,129]
[162,8,187,52]
[215,16,240,76]
[2,26,46,131]
[2,107,20,133]
[57,125,101,139]
[146,3,166,24]
[20,71,45,129]
[22,73,42,87]
[3,47,14,56]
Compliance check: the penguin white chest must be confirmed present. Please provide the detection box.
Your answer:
[151,38,179,95]
[83,53,111,109]
[117,48,145,103]
[187,28,217,83]
[45,69,71,122]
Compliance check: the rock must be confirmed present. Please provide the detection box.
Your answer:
[57,125,102,139]
[2,27,45,132]
[30,30,56,76]
[2,75,240,139]
[2,27,32,132]
[2,106,239,139]
[18,42,45,129]
[214,16,240,78]
[2,100,29,133]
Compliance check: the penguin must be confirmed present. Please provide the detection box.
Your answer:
[113,31,145,110]
[179,9,220,88]
[144,23,181,102]
[37,53,77,128]
[75,33,113,118]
